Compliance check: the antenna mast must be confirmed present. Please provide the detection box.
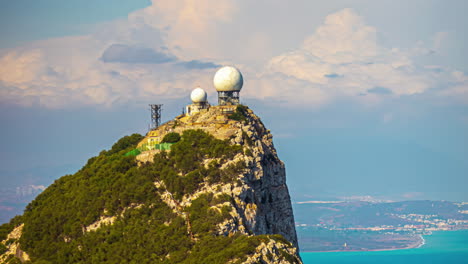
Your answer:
[149,104,163,131]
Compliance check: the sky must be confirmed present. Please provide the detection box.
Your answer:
[0,0,467,203]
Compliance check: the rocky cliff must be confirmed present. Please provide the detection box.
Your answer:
[0,105,301,264]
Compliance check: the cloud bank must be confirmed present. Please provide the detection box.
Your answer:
[0,2,466,108]
[261,8,467,106]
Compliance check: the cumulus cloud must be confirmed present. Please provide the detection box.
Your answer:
[128,0,238,60]
[0,49,46,85]
[253,8,468,107]
[0,1,230,108]
[0,36,218,108]
[262,9,431,104]
[0,4,466,109]
[301,8,379,64]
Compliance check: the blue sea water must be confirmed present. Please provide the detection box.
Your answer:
[300,230,468,264]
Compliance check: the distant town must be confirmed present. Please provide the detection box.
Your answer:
[293,200,468,251]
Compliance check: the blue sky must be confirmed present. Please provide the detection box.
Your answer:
[0,0,467,202]
[0,0,150,48]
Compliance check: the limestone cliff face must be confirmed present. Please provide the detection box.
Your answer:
[138,105,300,251]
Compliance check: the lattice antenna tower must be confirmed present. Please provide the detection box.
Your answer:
[149,104,163,131]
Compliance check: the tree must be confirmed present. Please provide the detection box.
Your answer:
[161,132,181,143]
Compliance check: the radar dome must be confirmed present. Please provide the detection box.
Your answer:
[191,87,207,103]
[213,66,243,92]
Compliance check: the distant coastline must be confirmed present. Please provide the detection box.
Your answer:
[417,234,426,248]
[302,234,425,253]
[300,230,468,264]
[295,200,468,253]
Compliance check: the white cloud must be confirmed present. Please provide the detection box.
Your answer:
[438,71,468,103]
[261,8,445,106]
[127,0,238,60]
[302,8,379,64]
[0,37,218,108]
[0,0,250,108]
[0,4,466,109]
[0,49,46,85]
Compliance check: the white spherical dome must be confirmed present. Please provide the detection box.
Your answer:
[213,66,243,92]
[190,87,207,103]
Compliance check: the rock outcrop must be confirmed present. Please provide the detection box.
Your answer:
[0,224,30,263]
[138,105,299,248]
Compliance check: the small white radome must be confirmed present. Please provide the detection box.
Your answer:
[191,87,208,103]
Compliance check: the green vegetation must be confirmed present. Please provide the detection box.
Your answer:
[186,193,232,235]
[19,134,153,261]
[186,235,260,264]
[0,215,23,242]
[279,248,298,263]
[0,243,7,255]
[107,134,144,155]
[228,105,249,122]
[0,129,299,263]
[244,148,253,157]
[3,255,21,264]
[241,130,253,146]
[161,132,181,143]
[149,130,244,200]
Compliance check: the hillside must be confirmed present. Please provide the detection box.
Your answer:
[0,105,301,264]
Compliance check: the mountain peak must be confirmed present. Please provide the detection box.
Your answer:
[0,105,302,264]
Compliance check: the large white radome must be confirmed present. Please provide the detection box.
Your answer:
[190,87,208,103]
[213,66,243,92]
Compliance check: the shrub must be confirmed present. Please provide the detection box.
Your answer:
[0,243,7,255]
[242,130,253,146]
[228,105,249,122]
[108,134,144,155]
[161,132,181,143]
[279,248,299,263]
[0,215,23,242]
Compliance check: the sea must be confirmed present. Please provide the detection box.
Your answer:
[300,230,468,264]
